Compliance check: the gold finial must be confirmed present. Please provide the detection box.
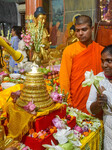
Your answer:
[29,62,39,73]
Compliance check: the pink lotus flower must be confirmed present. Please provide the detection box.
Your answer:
[74,125,83,134]
[24,101,36,112]
[52,117,66,129]
[29,103,36,111]
[50,92,62,103]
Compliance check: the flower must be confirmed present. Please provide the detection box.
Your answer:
[21,30,33,50]
[82,70,104,94]
[74,125,83,134]
[53,127,72,144]
[82,70,95,86]
[43,140,63,150]
[24,101,36,114]
[50,91,62,103]
[28,21,44,52]
[52,116,66,129]
[11,90,21,103]
[82,125,89,132]
[49,83,69,104]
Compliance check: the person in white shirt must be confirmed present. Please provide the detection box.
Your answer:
[86,44,112,150]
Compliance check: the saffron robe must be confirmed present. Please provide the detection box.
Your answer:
[59,41,104,114]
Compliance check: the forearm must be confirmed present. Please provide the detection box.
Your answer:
[90,101,102,114]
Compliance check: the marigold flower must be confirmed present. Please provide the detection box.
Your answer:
[32,132,38,138]
[29,128,34,134]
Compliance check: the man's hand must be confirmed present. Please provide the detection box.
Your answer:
[0,36,11,45]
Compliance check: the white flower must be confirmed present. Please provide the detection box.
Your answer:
[53,127,72,144]
[82,70,104,88]
[82,70,94,86]
[85,70,94,80]
[70,140,82,147]
[42,140,64,150]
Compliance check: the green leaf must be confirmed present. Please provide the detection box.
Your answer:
[60,142,74,150]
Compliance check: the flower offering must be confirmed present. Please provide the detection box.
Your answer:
[21,30,33,50]
[82,70,104,94]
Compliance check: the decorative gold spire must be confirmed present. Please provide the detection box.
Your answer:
[16,63,54,111]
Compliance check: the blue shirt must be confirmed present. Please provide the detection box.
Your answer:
[9,36,20,68]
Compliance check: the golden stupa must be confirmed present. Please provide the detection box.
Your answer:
[16,63,54,111]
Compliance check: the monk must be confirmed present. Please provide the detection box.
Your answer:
[59,15,104,114]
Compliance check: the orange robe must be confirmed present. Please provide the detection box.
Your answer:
[59,41,104,114]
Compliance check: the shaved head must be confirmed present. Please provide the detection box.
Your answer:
[75,15,92,27]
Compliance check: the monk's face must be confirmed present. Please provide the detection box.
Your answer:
[101,51,112,76]
[75,23,93,44]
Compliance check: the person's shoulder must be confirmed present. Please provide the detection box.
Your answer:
[63,41,78,55]
[93,41,104,49]
[11,36,15,40]
[64,41,79,50]
[13,36,18,39]
[12,36,19,41]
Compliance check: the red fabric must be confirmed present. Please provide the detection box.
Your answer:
[70,41,104,114]
[104,74,112,80]
[22,133,58,150]
[35,105,66,132]
[96,25,112,46]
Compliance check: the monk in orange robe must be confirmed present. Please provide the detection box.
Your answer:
[59,15,104,114]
